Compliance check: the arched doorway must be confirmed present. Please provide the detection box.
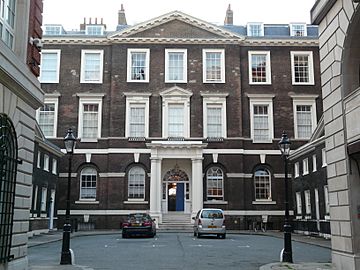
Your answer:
[0,114,18,262]
[162,164,189,212]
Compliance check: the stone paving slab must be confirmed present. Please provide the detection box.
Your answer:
[260,262,335,270]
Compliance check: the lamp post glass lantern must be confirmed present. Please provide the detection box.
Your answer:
[60,128,76,265]
[278,131,293,263]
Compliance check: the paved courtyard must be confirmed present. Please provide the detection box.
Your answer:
[28,233,331,270]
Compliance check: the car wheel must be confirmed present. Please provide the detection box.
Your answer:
[217,234,221,239]
[197,233,202,238]
[222,234,226,239]
[122,233,127,238]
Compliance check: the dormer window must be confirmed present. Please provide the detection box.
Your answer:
[247,23,264,37]
[44,25,64,35]
[290,23,307,37]
[86,25,104,35]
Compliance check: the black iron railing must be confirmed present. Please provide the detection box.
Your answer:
[0,114,18,263]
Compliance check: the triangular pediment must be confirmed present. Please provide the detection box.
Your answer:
[160,86,193,97]
[110,11,243,40]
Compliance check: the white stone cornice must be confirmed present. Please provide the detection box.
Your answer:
[242,39,318,47]
[123,92,152,97]
[288,94,319,99]
[200,92,229,98]
[246,93,275,99]
[75,92,106,98]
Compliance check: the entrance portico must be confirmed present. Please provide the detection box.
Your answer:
[147,141,207,223]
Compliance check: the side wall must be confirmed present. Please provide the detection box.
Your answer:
[312,0,360,269]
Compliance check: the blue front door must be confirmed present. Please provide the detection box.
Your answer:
[176,183,184,211]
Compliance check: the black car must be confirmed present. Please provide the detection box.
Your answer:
[122,213,156,238]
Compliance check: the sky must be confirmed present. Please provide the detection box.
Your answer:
[42,0,317,31]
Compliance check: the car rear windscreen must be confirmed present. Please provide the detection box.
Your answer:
[201,210,223,219]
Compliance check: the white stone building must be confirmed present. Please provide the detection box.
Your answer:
[311,0,360,269]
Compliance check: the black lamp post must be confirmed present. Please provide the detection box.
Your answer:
[60,128,76,265]
[278,131,293,263]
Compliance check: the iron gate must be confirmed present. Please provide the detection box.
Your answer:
[0,114,18,262]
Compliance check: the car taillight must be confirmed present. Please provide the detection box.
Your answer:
[143,221,152,226]
[122,222,129,228]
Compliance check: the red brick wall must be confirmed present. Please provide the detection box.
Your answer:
[27,0,43,77]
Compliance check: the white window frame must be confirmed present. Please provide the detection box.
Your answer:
[43,154,49,172]
[312,154,317,172]
[80,167,97,200]
[127,48,150,83]
[296,192,302,214]
[80,50,104,84]
[165,49,187,83]
[33,186,39,214]
[290,51,314,85]
[161,89,192,138]
[290,95,317,139]
[0,0,16,49]
[290,23,307,37]
[302,158,309,175]
[85,25,104,35]
[248,94,275,143]
[124,92,151,138]
[201,93,228,138]
[324,185,330,214]
[44,25,63,35]
[294,162,299,178]
[322,148,327,167]
[39,49,61,83]
[37,151,41,168]
[206,167,224,201]
[247,22,264,36]
[202,49,225,83]
[36,96,59,138]
[128,166,146,200]
[248,51,271,84]
[52,159,57,175]
[77,94,104,142]
[254,169,272,201]
[40,187,47,212]
[304,190,311,214]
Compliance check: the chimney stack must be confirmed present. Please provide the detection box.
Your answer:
[224,4,233,25]
[118,4,127,25]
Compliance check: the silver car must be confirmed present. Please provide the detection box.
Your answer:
[193,208,226,239]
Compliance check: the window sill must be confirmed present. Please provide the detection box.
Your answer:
[252,140,273,144]
[325,215,330,220]
[302,172,309,176]
[203,81,225,84]
[124,200,148,204]
[252,200,276,205]
[304,215,311,219]
[165,80,187,84]
[249,82,272,85]
[204,200,228,205]
[75,200,99,204]
[295,215,302,220]
[80,81,103,84]
[127,80,149,83]
[80,138,99,143]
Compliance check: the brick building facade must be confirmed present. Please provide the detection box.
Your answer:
[289,117,330,238]
[39,8,322,231]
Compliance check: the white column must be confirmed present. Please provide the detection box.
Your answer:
[192,158,203,216]
[150,157,162,216]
